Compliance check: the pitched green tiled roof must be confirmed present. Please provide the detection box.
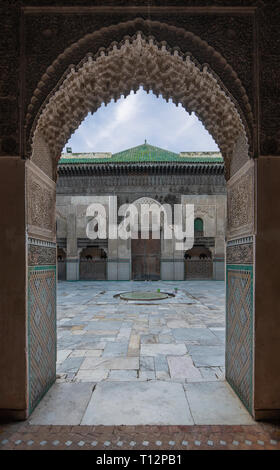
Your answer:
[59,143,223,164]
[111,143,180,162]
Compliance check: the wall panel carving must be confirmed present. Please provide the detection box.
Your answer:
[230,132,250,178]
[28,239,56,266]
[227,160,254,239]
[226,238,253,265]
[26,161,56,241]
[0,4,20,155]
[57,173,226,195]
[31,131,55,180]
[259,5,280,155]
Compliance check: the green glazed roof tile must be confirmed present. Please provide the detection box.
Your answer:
[58,143,223,165]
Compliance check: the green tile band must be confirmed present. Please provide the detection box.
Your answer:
[27,265,57,414]
[226,264,254,413]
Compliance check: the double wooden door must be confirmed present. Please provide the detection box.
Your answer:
[131,233,161,280]
[79,259,107,280]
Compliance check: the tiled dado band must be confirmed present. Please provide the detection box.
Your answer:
[28,237,56,266]
[226,236,254,414]
[27,237,56,413]
[226,236,254,265]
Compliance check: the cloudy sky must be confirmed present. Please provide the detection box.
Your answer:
[63,87,219,154]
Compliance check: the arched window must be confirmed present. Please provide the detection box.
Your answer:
[194,217,204,236]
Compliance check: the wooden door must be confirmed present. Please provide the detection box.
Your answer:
[131,232,160,280]
[79,259,107,280]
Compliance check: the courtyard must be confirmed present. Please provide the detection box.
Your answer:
[29,281,253,426]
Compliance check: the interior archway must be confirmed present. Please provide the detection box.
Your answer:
[30,31,250,180]
[21,23,256,421]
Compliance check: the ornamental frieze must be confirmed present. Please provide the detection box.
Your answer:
[226,242,253,265]
[28,244,56,266]
[227,160,254,239]
[26,160,56,241]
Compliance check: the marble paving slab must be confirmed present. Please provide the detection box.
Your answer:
[184,382,254,425]
[81,381,194,425]
[29,383,94,425]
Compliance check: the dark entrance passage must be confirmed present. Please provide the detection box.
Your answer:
[57,248,66,281]
[132,233,160,280]
[184,246,213,280]
[79,247,107,280]
[185,259,213,280]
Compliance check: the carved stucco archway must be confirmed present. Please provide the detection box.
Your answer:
[30,31,250,180]
[23,22,257,419]
[127,196,167,236]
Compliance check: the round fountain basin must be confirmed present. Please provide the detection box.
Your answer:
[119,291,170,301]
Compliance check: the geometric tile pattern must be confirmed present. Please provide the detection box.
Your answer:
[226,265,253,413]
[28,265,56,414]
[1,423,279,450]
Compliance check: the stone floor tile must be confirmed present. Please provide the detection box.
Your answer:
[127,333,140,356]
[75,369,109,382]
[209,328,226,343]
[139,370,156,380]
[188,345,225,367]
[57,350,72,363]
[167,320,191,328]
[28,383,94,425]
[154,355,169,373]
[80,357,139,370]
[141,334,158,344]
[81,381,194,425]
[198,366,223,381]
[57,357,84,374]
[69,350,87,357]
[108,370,138,381]
[156,370,170,380]
[103,342,128,357]
[84,350,103,357]
[140,356,154,371]
[141,343,187,356]
[184,382,254,425]
[172,328,222,345]
[84,329,118,336]
[158,334,175,344]
[168,355,202,381]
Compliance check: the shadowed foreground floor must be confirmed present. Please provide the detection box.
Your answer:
[0,422,279,450]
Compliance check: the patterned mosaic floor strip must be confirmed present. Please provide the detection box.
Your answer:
[0,423,279,450]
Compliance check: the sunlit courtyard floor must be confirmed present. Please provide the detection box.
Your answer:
[29,280,254,426]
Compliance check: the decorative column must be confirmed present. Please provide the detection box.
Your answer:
[66,207,79,280]
[26,161,57,416]
[161,233,176,280]
[107,195,130,280]
[225,159,255,415]
[0,158,57,419]
[226,156,280,419]
[108,237,130,280]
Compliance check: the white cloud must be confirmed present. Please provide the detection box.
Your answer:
[115,91,140,123]
[63,87,219,154]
